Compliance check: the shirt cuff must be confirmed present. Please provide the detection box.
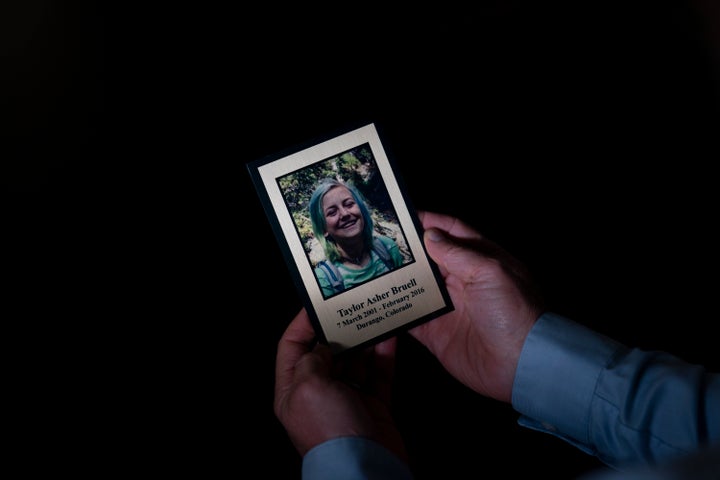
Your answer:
[511,312,624,452]
[302,436,414,480]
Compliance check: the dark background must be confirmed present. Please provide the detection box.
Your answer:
[3,1,719,477]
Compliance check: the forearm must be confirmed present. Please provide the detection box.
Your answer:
[512,313,720,469]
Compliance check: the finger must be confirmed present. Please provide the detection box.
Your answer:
[293,342,333,383]
[275,309,317,397]
[367,336,397,405]
[418,211,483,242]
[424,227,495,283]
[279,308,317,347]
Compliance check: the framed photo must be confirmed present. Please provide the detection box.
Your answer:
[247,122,453,355]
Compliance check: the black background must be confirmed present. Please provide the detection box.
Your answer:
[3,1,719,477]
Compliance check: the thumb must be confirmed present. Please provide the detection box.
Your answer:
[423,227,488,282]
[294,343,333,383]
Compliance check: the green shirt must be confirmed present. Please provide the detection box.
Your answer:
[316,235,405,298]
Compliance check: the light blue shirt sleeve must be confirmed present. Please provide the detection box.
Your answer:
[512,312,720,470]
[302,436,414,480]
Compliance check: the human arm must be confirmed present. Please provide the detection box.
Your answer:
[276,210,719,478]
[411,211,720,471]
[273,308,413,480]
[514,312,720,468]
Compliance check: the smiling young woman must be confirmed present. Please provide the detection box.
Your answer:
[308,178,405,298]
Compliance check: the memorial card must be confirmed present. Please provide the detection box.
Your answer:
[247,122,453,355]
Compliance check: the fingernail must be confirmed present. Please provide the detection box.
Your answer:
[426,228,444,242]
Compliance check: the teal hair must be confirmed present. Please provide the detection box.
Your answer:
[309,178,375,263]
